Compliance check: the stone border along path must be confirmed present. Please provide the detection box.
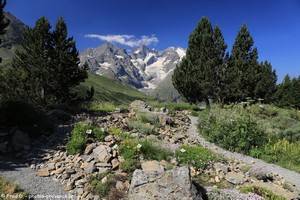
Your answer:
[188,115,300,191]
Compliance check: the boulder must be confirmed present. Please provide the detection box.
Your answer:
[84,143,96,155]
[248,166,274,182]
[225,172,245,185]
[37,168,50,177]
[92,145,112,163]
[141,160,164,174]
[11,129,31,151]
[128,166,203,200]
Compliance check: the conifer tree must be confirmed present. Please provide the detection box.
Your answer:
[229,25,259,101]
[52,17,87,103]
[212,26,227,103]
[12,17,53,106]
[254,61,277,102]
[172,17,217,106]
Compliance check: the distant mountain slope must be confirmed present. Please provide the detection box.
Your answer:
[150,70,181,102]
[0,12,26,63]
[80,43,185,91]
[77,73,150,104]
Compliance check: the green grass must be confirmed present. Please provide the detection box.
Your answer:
[136,111,160,126]
[240,185,286,200]
[198,104,300,172]
[175,145,219,169]
[66,122,106,155]
[84,101,117,113]
[127,120,156,135]
[0,176,28,200]
[148,100,200,111]
[119,138,172,172]
[76,73,150,104]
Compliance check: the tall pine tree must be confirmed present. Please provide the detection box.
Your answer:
[0,0,8,63]
[52,17,87,103]
[172,17,218,106]
[228,25,259,101]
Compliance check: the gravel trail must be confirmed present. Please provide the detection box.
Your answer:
[188,115,300,190]
[0,160,71,199]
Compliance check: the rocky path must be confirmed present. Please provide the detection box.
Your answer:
[188,115,300,190]
[0,160,70,199]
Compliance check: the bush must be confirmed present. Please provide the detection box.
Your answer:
[0,101,54,137]
[200,111,267,154]
[119,139,172,172]
[136,112,160,126]
[90,172,126,199]
[175,145,219,169]
[278,123,300,142]
[66,122,87,155]
[251,139,300,173]
[66,122,107,155]
[240,185,286,200]
[127,120,155,135]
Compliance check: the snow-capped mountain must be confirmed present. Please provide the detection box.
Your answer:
[80,43,185,90]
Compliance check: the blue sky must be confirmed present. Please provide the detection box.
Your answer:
[6,0,300,81]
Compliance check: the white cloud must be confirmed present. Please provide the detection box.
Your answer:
[85,34,158,47]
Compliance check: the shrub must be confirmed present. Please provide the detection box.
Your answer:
[278,123,300,142]
[0,176,28,200]
[240,185,286,200]
[90,173,126,199]
[136,112,160,126]
[253,139,300,173]
[200,111,267,154]
[175,145,219,169]
[66,122,107,155]
[119,139,172,172]
[66,122,87,155]
[127,120,155,135]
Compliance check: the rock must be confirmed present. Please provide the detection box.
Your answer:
[64,181,74,191]
[84,162,96,174]
[206,188,263,200]
[141,160,164,174]
[11,129,31,151]
[111,158,120,169]
[52,167,64,175]
[104,135,114,142]
[37,168,50,177]
[214,162,228,174]
[65,168,76,175]
[249,166,274,182]
[159,115,174,126]
[225,172,245,185]
[92,145,112,163]
[116,181,125,191]
[46,163,56,171]
[84,143,96,155]
[129,166,203,200]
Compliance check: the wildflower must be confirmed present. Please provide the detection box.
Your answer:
[112,144,118,150]
[180,148,186,153]
[86,129,92,134]
[136,144,142,149]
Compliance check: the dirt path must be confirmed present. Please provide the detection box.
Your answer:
[188,115,300,190]
[0,160,71,199]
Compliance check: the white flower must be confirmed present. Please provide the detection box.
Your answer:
[136,144,142,149]
[86,129,92,134]
[112,144,118,150]
[180,148,186,153]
